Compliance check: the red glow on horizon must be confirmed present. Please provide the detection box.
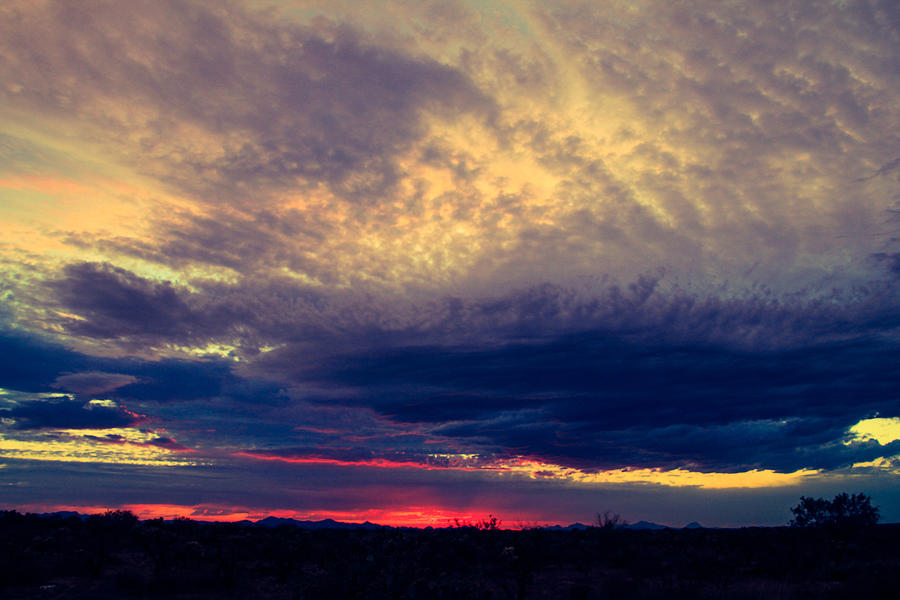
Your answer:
[12,503,554,529]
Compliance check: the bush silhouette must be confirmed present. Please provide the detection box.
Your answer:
[451,515,502,530]
[790,492,880,529]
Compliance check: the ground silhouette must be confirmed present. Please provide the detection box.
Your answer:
[1,509,898,599]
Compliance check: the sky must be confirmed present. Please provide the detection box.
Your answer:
[2,0,900,528]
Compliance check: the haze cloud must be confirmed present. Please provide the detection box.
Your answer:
[53,371,139,396]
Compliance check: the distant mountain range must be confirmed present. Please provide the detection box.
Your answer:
[35,511,704,530]
[621,520,669,530]
[248,516,384,530]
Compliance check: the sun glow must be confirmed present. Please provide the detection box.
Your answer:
[13,503,516,528]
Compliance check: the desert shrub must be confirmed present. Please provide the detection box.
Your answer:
[790,492,880,529]
[477,515,502,531]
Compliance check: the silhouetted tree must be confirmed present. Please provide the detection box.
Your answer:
[477,515,502,531]
[595,511,624,530]
[790,492,880,529]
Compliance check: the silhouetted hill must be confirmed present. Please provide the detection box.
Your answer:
[38,511,87,521]
[540,522,592,531]
[621,520,668,530]
[254,516,384,530]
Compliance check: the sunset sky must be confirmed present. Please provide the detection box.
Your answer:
[2,0,900,527]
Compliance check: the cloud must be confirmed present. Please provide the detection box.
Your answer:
[41,256,900,358]
[33,254,900,473]
[2,397,137,430]
[0,326,241,404]
[0,0,494,204]
[53,371,138,396]
[8,0,896,298]
[284,330,900,472]
[231,278,900,473]
[47,261,231,345]
[0,327,93,393]
[3,0,900,524]
[855,156,900,182]
[5,0,899,330]
[871,252,900,276]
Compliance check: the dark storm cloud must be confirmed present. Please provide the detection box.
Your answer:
[0,325,239,404]
[0,327,93,393]
[438,416,900,474]
[119,359,245,404]
[258,275,900,390]
[37,250,900,473]
[47,262,233,344]
[236,279,900,473]
[1,397,137,430]
[45,260,343,350]
[283,333,900,472]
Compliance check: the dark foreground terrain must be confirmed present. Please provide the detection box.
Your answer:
[1,511,898,599]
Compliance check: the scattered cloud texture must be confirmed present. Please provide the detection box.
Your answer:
[1,0,900,526]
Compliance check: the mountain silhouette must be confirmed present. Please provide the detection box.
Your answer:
[622,520,668,530]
